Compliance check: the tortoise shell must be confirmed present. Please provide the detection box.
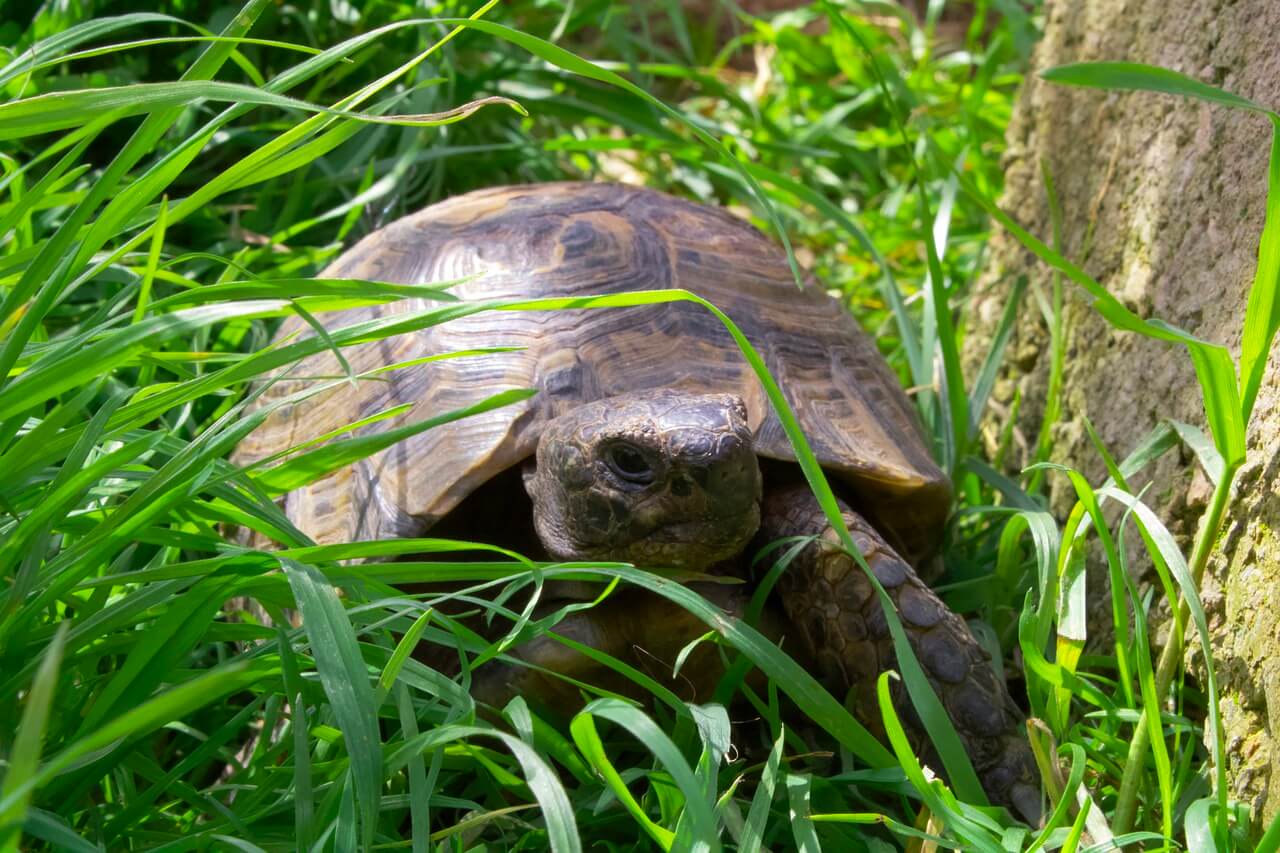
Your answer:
[234,182,950,560]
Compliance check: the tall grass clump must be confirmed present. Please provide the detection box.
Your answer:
[3,0,1277,849]
[961,63,1280,849]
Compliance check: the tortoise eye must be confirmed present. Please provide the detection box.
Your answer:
[605,442,655,485]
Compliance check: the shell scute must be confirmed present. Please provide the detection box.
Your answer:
[236,183,949,552]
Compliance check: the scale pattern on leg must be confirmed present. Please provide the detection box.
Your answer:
[760,485,1040,821]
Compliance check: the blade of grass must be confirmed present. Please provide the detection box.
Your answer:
[14,810,99,853]
[387,724,582,852]
[281,558,380,851]
[253,388,537,494]
[0,622,67,848]
[738,729,783,853]
[572,698,719,853]
[875,672,1002,850]
[824,1,970,473]
[969,275,1028,438]
[0,0,275,392]
[276,623,315,850]
[1034,61,1280,841]
[784,774,821,852]
[0,13,190,88]
[1040,61,1269,115]
[0,81,521,141]
[0,662,267,817]
[1239,115,1280,420]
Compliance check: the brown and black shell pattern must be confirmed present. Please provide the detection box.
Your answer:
[234,182,950,560]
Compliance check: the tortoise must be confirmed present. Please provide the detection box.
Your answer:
[234,181,1039,818]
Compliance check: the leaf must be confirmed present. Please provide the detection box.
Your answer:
[0,302,293,421]
[738,730,783,853]
[0,623,67,845]
[376,608,434,700]
[149,277,463,310]
[13,809,100,853]
[1096,487,1227,839]
[277,625,315,850]
[393,683,430,853]
[572,699,719,852]
[1037,461,1134,709]
[1123,574,1173,840]
[1256,807,1280,853]
[281,559,381,851]
[1237,115,1280,422]
[875,672,1002,849]
[0,81,522,141]
[1167,419,1224,487]
[1187,343,1246,466]
[254,388,537,493]
[0,13,190,88]
[1024,743,1087,853]
[0,662,266,818]
[959,173,1247,466]
[1040,61,1269,115]
[784,774,821,853]
[1183,797,1216,853]
[688,702,731,809]
[14,35,330,81]
[969,276,1029,437]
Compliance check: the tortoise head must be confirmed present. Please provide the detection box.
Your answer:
[525,390,763,571]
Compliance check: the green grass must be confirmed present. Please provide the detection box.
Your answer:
[2,0,1279,849]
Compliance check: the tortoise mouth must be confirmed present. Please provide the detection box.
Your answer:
[647,520,709,542]
[543,504,761,570]
[644,513,754,547]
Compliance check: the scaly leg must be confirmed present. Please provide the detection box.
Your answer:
[759,485,1040,821]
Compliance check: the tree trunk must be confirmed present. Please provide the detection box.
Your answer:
[966,0,1280,824]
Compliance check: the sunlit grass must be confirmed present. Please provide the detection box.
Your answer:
[2,0,1277,849]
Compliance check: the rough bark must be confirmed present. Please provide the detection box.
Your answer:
[965,0,1280,824]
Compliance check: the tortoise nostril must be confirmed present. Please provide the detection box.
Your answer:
[710,458,746,487]
[670,475,693,497]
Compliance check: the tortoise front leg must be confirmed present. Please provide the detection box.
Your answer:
[759,485,1040,821]
[470,584,775,711]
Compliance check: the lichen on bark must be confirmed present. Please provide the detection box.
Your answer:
[964,0,1280,825]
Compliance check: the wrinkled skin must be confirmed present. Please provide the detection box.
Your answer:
[477,389,1041,821]
[525,390,762,570]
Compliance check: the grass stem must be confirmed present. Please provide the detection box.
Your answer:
[1111,463,1238,835]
